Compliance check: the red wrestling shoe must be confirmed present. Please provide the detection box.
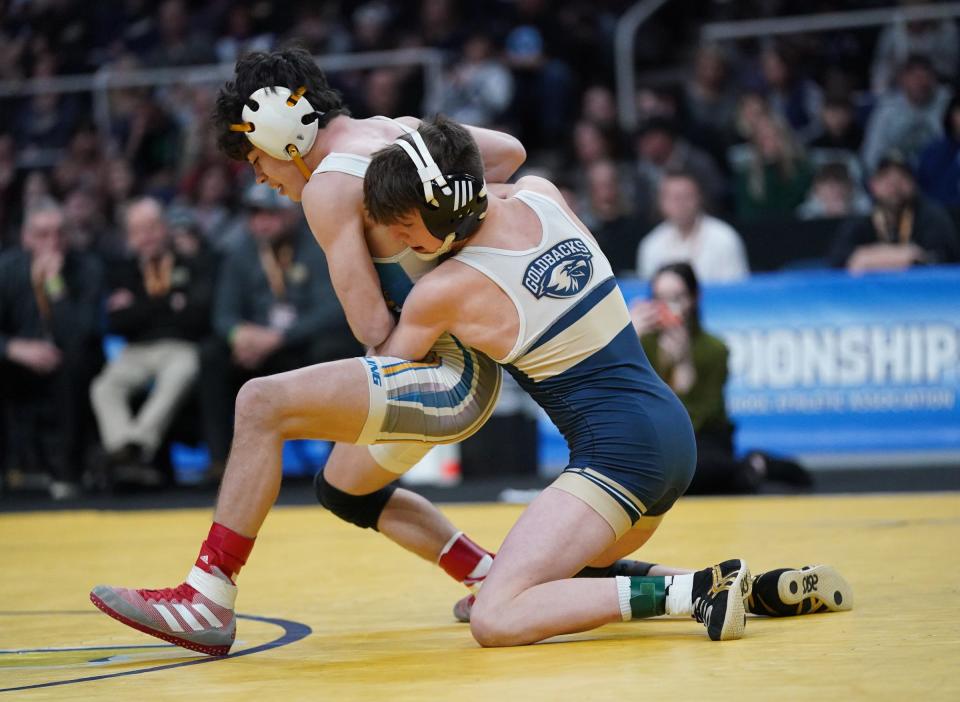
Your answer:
[90,566,237,656]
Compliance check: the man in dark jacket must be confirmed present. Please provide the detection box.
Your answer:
[829,152,960,271]
[0,203,103,499]
[90,197,215,482]
[200,184,358,473]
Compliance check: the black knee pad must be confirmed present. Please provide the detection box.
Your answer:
[314,468,397,531]
[575,560,656,578]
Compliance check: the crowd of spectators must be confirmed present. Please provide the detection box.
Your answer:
[2,0,960,497]
[1,185,356,498]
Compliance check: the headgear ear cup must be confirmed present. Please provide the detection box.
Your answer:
[230,86,320,180]
[393,131,488,245]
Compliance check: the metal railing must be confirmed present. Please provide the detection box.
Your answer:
[0,47,447,139]
[700,1,960,42]
[615,1,960,133]
[614,0,672,133]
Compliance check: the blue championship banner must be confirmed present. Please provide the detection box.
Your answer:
[614,266,960,468]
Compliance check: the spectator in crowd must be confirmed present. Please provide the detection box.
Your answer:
[758,43,823,143]
[733,114,813,221]
[870,2,958,94]
[0,21,25,82]
[171,86,222,176]
[146,0,217,67]
[634,117,725,213]
[214,3,275,65]
[182,162,238,253]
[90,197,215,486]
[571,119,617,169]
[809,96,864,153]
[420,0,466,52]
[350,1,394,53]
[861,55,951,173]
[917,94,960,210]
[357,67,404,118]
[502,8,574,151]
[683,44,740,148]
[113,91,182,194]
[0,133,19,249]
[797,162,872,220]
[635,83,685,125]
[0,203,103,499]
[829,152,960,272]
[580,85,619,134]
[166,205,216,261]
[637,170,749,283]
[577,84,630,160]
[14,53,81,160]
[22,171,55,215]
[733,91,770,145]
[199,184,358,476]
[631,262,810,494]
[52,124,104,195]
[433,33,514,128]
[62,185,118,256]
[565,119,626,203]
[578,160,643,275]
[101,158,139,229]
[287,5,352,55]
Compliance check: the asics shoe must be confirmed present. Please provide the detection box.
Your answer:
[748,565,853,617]
[691,559,751,641]
[90,567,237,656]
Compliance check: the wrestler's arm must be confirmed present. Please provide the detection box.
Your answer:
[302,174,395,348]
[373,272,455,361]
[396,117,526,183]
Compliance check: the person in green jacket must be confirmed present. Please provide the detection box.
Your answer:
[631,261,811,493]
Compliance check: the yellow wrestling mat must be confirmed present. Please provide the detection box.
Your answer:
[2,492,958,701]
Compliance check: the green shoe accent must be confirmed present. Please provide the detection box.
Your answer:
[628,576,666,618]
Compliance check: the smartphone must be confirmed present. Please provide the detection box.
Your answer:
[656,301,683,328]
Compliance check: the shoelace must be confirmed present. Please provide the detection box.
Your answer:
[139,582,199,603]
[692,596,711,624]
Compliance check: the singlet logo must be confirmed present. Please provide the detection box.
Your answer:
[364,357,383,386]
[522,238,593,299]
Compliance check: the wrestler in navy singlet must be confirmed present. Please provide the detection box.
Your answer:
[455,190,696,536]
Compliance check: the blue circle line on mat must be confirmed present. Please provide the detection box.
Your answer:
[0,612,312,693]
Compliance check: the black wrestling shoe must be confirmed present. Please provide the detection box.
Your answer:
[691,559,751,641]
[747,565,853,617]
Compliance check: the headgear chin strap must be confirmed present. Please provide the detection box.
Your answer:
[230,86,320,181]
[393,125,487,258]
[411,233,457,261]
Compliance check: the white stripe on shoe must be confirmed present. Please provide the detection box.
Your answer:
[192,603,224,628]
[153,603,185,632]
[172,603,205,631]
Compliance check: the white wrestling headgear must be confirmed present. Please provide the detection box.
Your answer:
[230,86,320,180]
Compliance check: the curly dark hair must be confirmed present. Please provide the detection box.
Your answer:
[214,47,350,161]
[363,115,484,226]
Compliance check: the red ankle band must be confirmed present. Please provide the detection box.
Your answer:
[196,522,256,579]
[438,533,491,582]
